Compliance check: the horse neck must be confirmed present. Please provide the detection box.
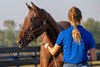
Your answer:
[45,14,61,44]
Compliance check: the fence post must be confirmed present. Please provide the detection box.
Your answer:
[34,51,37,67]
[17,52,20,67]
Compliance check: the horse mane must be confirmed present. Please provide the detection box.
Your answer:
[41,9,63,44]
[41,9,70,45]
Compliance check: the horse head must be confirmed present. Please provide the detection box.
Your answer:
[17,2,48,48]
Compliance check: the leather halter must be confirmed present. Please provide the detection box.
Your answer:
[26,12,48,41]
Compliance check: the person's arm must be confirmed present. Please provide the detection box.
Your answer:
[89,48,97,61]
[44,43,61,56]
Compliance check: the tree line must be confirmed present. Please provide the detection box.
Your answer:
[0,18,100,47]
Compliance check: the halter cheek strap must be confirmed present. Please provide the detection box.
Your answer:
[26,14,48,41]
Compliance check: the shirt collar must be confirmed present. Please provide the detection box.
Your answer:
[70,25,83,29]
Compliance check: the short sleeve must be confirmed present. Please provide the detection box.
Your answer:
[89,33,96,49]
[56,32,64,46]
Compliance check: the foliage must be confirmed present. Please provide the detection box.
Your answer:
[0,20,17,47]
[0,30,5,45]
[4,20,16,30]
[82,18,100,43]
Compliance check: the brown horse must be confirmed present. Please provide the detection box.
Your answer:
[17,2,70,67]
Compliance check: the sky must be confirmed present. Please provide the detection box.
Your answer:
[0,0,100,30]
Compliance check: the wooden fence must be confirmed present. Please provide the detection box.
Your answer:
[0,44,100,67]
[0,46,40,67]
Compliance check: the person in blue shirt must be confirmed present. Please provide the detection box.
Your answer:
[44,6,97,67]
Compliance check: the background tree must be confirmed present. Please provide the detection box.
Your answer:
[82,18,100,43]
[3,20,17,47]
[0,30,5,46]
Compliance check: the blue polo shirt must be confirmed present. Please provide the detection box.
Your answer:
[56,25,96,64]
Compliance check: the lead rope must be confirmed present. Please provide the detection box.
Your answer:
[90,53,93,67]
[53,56,57,67]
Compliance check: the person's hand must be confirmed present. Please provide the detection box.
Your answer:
[44,43,49,49]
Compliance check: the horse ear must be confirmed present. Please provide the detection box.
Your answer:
[31,1,39,10]
[26,3,32,10]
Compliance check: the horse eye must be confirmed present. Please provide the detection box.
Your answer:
[30,17,34,22]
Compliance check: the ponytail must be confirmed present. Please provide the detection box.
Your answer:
[72,22,81,43]
[68,7,82,43]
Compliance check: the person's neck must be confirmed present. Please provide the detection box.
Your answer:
[70,21,80,26]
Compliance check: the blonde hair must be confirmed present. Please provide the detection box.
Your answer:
[68,7,82,43]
